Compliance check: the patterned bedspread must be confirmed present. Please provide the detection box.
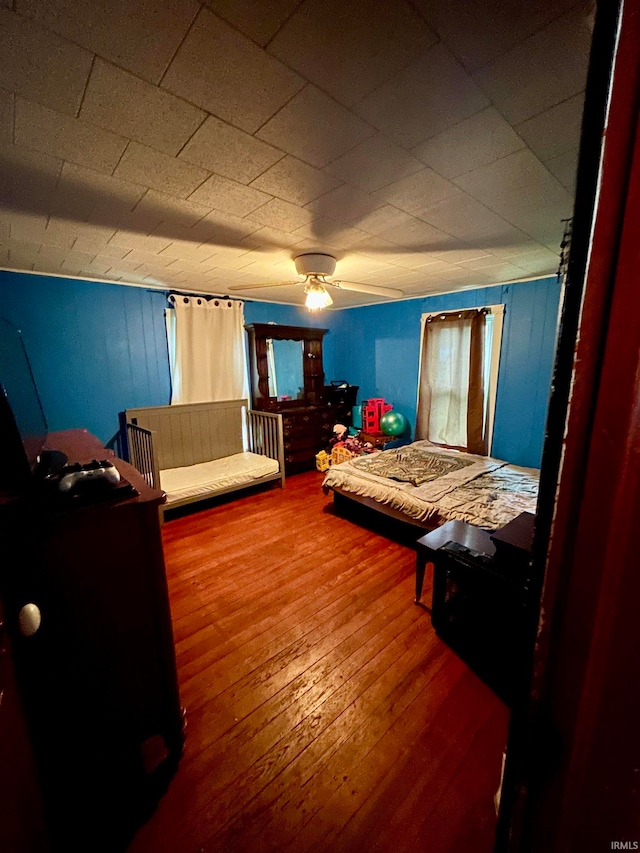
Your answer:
[322,440,539,530]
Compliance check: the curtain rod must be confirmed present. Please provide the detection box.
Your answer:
[145,287,251,303]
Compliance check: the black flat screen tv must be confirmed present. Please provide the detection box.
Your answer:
[0,318,48,492]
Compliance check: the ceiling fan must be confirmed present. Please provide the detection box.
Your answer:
[226,253,404,310]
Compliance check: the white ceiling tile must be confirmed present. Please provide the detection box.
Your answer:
[353,235,407,260]
[158,240,218,263]
[415,192,526,246]
[268,0,436,107]
[163,257,218,274]
[515,94,585,162]
[15,98,128,175]
[108,230,174,253]
[237,226,305,253]
[60,249,96,273]
[246,198,316,233]
[487,239,541,260]
[0,8,93,116]
[411,107,526,179]
[545,148,579,194]
[130,190,212,232]
[413,0,579,73]
[355,205,416,238]
[105,257,144,274]
[482,262,549,283]
[380,217,450,251]
[432,246,491,264]
[15,0,200,84]
[55,162,147,217]
[188,174,273,217]
[324,134,424,193]
[472,6,593,124]
[196,210,264,243]
[354,43,490,148]
[249,156,343,206]
[203,246,254,269]
[71,238,129,259]
[114,142,210,198]
[0,144,64,205]
[81,257,115,275]
[393,253,452,271]
[454,149,573,217]
[501,202,571,252]
[162,8,304,134]
[256,85,376,169]
[305,184,383,225]
[120,249,178,268]
[10,218,75,249]
[7,239,40,269]
[0,89,13,146]
[458,254,523,272]
[291,218,369,250]
[54,220,117,245]
[374,168,461,213]
[201,0,301,47]
[179,115,284,183]
[79,59,206,157]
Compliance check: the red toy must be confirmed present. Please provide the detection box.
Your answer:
[361,398,393,433]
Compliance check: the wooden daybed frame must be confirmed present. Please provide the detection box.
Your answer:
[125,399,284,516]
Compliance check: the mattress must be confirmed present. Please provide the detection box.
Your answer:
[322,441,538,530]
[160,451,279,505]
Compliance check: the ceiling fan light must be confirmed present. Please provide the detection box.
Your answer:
[304,282,333,310]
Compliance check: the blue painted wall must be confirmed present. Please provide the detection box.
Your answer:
[0,270,334,444]
[329,277,561,468]
[0,270,559,467]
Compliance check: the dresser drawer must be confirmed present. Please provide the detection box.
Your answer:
[285,434,322,453]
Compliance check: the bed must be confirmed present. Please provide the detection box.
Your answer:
[322,440,538,532]
[125,399,284,516]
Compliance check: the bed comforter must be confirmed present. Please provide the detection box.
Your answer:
[322,440,538,530]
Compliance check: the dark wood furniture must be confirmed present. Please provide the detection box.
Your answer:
[0,429,184,851]
[416,513,536,707]
[246,323,349,474]
[414,519,495,604]
[359,430,390,449]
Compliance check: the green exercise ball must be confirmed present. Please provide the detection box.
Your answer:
[380,411,407,436]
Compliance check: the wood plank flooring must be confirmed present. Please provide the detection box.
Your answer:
[127,471,508,853]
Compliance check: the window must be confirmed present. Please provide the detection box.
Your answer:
[416,305,504,455]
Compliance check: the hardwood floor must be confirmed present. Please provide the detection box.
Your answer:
[127,471,508,853]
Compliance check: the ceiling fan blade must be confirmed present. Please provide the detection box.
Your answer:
[226,280,301,291]
[331,279,404,298]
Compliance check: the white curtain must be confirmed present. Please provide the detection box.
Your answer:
[415,308,489,454]
[421,319,472,447]
[168,295,249,405]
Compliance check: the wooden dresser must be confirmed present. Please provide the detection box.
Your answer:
[280,405,335,473]
[0,429,184,850]
[246,323,346,474]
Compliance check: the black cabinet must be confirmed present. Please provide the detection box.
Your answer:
[418,513,536,707]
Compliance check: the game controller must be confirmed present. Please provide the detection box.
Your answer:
[58,459,121,494]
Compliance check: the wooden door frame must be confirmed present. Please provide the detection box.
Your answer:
[497,0,640,849]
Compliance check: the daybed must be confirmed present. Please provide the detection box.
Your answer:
[322,440,538,532]
[125,399,284,516]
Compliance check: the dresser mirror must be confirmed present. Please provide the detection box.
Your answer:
[267,338,304,401]
[245,324,328,411]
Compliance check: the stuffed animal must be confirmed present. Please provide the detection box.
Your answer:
[330,423,348,446]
